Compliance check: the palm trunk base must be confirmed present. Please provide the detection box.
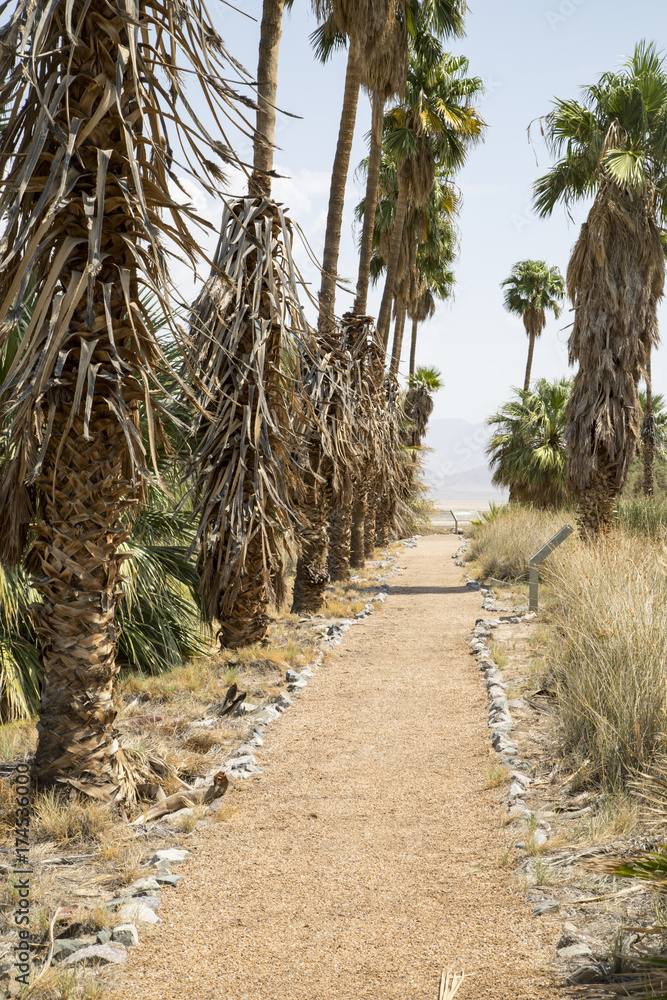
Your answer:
[219,609,270,649]
[644,438,655,498]
[292,552,329,614]
[576,468,618,540]
[328,499,352,583]
[350,490,367,569]
[364,493,377,560]
[375,497,391,548]
[31,425,135,803]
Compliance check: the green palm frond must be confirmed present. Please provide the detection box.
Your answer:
[534,41,667,215]
[486,378,572,507]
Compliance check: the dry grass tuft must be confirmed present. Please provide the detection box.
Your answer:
[33,791,114,846]
[466,505,571,581]
[544,531,667,788]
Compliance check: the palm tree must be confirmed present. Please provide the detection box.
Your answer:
[405,175,458,374]
[501,260,564,392]
[639,383,667,496]
[533,41,667,536]
[376,51,484,349]
[358,158,458,374]
[405,366,444,447]
[251,0,295,197]
[486,379,571,508]
[353,0,466,318]
[0,0,244,799]
[312,0,399,336]
[190,0,317,647]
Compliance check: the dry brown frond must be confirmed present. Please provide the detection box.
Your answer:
[189,199,313,648]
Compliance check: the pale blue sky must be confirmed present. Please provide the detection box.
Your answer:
[205,0,667,423]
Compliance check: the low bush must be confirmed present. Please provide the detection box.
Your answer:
[465,504,571,581]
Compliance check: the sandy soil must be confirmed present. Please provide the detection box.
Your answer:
[108,535,559,1000]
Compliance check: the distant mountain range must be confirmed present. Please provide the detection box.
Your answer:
[421,418,508,504]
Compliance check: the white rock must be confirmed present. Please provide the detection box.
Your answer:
[254,707,280,724]
[64,943,127,966]
[533,830,548,847]
[558,944,591,961]
[165,807,194,825]
[127,876,161,893]
[509,782,526,798]
[510,771,531,788]
[112,924,139,947]
[116,903,161,925]
[151,849,189,865]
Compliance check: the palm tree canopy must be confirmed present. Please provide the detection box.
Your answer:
[534,40,667,218]
[486,378,572,508]
[639,389,667,447]
[501,259,564,338]
[408,365,444,390]
[383,51,485,200]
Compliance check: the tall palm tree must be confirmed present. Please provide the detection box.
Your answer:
[353,0,466,318]
[486,378,571,508]
[251,0,295,198]
[0,0,243,799]
[358,159,458,374]
[534,41,667,536]
[376,51,484,349]
[190,0,312,647]
[313,0,398,336]
[405,366,444,447]
[501,260,564,392]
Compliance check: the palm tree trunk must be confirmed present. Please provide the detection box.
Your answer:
[328,492,352,582]
[250,0,285,198]
[409,316,419,377]
[375,492,391,547]
[523,329,536,392]
[350,486,367,568]
[32,418,132,798]
[218,536,271,648]
[376,179,409,349]
[576,465,618,540]
[643,352,655,498]
[364,489,377,559]
[291,445,332,614]
[318,36,362,336]
[390,298,407,375]
[354,91,385,315]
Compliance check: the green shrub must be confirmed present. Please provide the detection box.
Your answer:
[616,494,667,538]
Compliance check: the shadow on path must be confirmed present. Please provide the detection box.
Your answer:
[386,585,474,596]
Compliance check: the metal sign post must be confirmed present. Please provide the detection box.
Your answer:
[529,524,574,612]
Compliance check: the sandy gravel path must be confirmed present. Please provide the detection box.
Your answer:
[110,535,559,1000]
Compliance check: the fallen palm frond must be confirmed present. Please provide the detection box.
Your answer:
[189,198,315,647]
[131,770,228,823]
[439,967,466,999]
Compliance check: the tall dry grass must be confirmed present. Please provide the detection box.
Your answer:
[465,504,572,581]
[544,531,667,788]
